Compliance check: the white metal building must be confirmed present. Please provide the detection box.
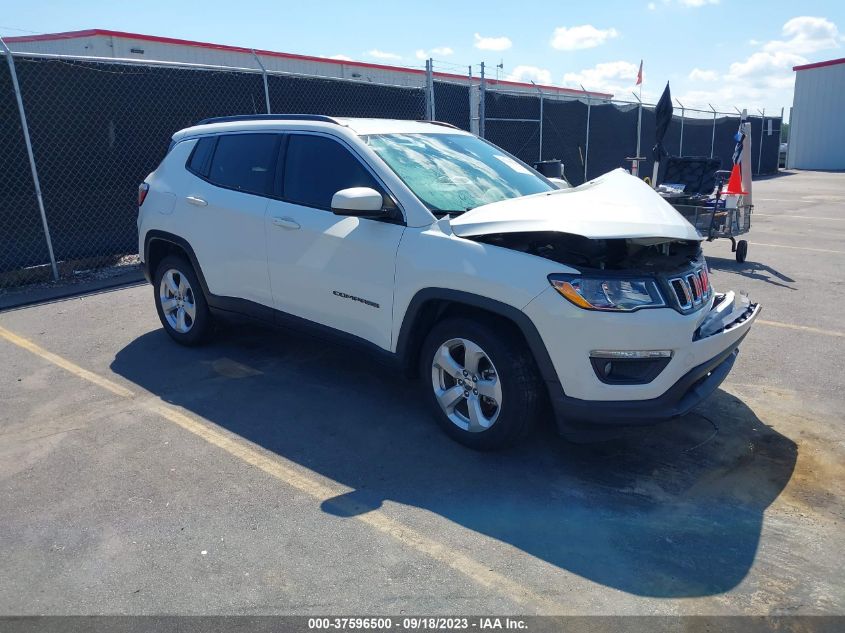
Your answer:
[788,57,845,170]
[4,29,610,101]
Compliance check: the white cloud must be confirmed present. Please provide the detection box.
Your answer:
[474,33,512,51]
[328,54,353,61]
[550,25,619,51]
[721,16,840,89]
[677,16,841,111]
[689,68,719,82]
[762,16,840,54]
[563,60,639,95]
[416,46,454,60]
[506,65,553,85]
[656,0,718,7]
[367,49,401,60]
[726,51,806,81]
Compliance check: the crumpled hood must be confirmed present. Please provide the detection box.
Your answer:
[450,168,701,242]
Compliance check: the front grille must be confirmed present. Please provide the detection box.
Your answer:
[666,266,711,313]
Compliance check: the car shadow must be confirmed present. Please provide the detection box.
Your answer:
[707,255,797,290]
[110,324,797,599]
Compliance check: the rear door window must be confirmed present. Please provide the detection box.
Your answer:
[207,133,279,196]
[283,134,381,210]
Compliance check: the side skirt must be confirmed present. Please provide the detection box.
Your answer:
[207,295,400,369]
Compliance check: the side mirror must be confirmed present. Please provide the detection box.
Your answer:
[331,187,387,218]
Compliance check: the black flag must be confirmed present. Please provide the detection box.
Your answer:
[653,82,673,163]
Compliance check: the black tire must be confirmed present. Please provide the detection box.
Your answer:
[153,254,213,346]
[419,316,543,450]
[736,239,748,263]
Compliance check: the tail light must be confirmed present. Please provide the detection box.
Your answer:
[138,182,150,207]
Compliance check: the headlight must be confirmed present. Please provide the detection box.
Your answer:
[549,274,666,312]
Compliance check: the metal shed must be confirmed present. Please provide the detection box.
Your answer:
[788,57,845,170]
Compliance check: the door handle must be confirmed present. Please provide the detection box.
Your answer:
[272,216,300,230]
[185,195,207,207]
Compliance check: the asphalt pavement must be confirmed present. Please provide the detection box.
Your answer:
[1,170,843,616]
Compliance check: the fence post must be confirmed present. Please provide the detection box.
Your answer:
[425,58,435,120]
[757,108,765,175]
[467,65,478,135]
[676,99,685,157]
[531,81,543,162]
[632,91,643,177]
[250,50,271,114]
[786,106,793,168]
[479,61,486,138]
[581,84,591,182]
[539,91,543,162]
[1,39,59,281]
[709,104,717,158]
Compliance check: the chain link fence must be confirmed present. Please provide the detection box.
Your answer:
[475,83,782,186]
[0,52,425,290]
[0,50,782,291]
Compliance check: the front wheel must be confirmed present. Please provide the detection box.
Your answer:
[736,239,748,263]
[153,255,212,346]
[420,317,543,450]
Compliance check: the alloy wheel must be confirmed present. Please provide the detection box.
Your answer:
[431,337,503,432]
[159,268,196,334]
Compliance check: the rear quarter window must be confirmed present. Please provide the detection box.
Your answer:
[186,137,216,178]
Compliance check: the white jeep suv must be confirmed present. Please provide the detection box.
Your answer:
[138,115,760,449]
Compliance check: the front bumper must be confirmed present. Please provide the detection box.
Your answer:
[546,331,745,426]
[523,286,761,429]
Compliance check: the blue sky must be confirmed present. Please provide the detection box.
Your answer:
[2,0,843,114]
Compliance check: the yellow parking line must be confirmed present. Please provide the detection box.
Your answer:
[0,325,134,398]
[748,242,844,254]
[0,324,559,613]
[758,319,844,338]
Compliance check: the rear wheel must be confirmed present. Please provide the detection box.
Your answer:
[736,239,748,263]
[153,255,212,346]
[420,317,542,450]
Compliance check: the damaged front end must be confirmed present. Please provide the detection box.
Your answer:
[471,231,716,316]
[451,168,757,326]
[449,169,761,431]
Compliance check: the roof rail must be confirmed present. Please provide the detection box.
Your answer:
[419,120,460,130]
[195,114,341,126]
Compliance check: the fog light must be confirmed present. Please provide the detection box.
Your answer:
[590,350,672,359]
[589,350,673,385]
